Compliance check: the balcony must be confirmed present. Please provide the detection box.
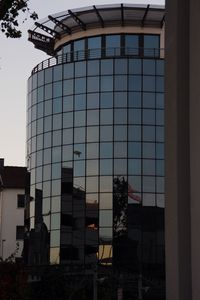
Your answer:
[31,47,164,75]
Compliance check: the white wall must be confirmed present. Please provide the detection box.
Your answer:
[0,188,25,260]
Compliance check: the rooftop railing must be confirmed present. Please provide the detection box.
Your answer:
[31,47,164,75]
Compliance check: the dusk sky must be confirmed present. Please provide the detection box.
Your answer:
[0,0,165,166]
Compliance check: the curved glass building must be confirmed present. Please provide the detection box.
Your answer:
[26,4,165,299]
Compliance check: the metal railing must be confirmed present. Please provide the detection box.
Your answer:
[31,47,164,75]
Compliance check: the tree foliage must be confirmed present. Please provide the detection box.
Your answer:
[0,0,38,38]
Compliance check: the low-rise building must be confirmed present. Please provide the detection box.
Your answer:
[0,158,26,260]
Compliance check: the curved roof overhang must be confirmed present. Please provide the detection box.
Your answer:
[28,3,165,56]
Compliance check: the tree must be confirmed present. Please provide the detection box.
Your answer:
[0,243,29,300]
[0,0,38,38]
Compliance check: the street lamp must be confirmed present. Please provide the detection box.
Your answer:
[2,239,6,259]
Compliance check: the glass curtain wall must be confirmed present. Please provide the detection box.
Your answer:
[27,33,164,296]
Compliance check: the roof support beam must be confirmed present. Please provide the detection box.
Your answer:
[48,15,71,34]
[68,10,86,30]
[35,22,60,39]
[141,4,150,27]
[160,14,165,28]
[93,5,104,28]
[121,4,124,26]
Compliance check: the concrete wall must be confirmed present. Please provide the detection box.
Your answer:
[165,0,200,299]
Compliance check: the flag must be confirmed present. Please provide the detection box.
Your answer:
[128,184,141,202]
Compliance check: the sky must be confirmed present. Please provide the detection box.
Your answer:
[0,0,165,167]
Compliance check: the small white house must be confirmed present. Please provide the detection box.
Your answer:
[0,159,26,260]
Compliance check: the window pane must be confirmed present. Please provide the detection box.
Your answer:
[74,127,85,143]
[86,177,98,193]
[88,37,101,58]
[53,97,62,114]
[114,92,127,107]
[87,143,99,159]
[63,95,73,112]
[74,111,86,127]
[128,159,141,175]
[100,109,113,125]
[114,159,127,174]
[115,59,127,74]
[63,63,74,79]
[85,127,98,143]
[53,65,62,81]
[114,142,127,157]
[125,35,139,55]
[75,61,86,77]
[63,79,73,96]
[101,76,113,91]
[144,35,159,57]
[100,142,113,158]
[86,160,98,176]
[114,126,127,141]
[101,60,113,75]
[100,92,113,108]
[87,77,99,93]
[87,93,99,109]
[106,35,120,56]
[99,210,113,227]
[128,142,141,158]
[87,110,99,126]
[100,126,112,141]
[100,159,112,175]
[75,78,86,94]
[87,60,99,76]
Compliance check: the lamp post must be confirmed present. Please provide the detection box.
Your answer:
[2,239,6,259]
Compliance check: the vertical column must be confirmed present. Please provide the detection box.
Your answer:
[190,1,200,299]
[165,0,191,299]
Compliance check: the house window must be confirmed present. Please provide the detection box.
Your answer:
[17,194,25,208]
[16,226,24,240]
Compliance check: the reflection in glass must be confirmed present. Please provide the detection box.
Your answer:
[87,60,99,76]
[98,245,112,265]
[52,179,61,196]
[88,36,101,58]
[125,35,139,55]
[75,94,86,110]
[143,193,155,206]
[100,142,112,158]
[100,193,112,209]
[87,126,99,142]
[101,76,113,91]
[87,143,99,159]
[86,193,98,204]
[50,230,60,247]
[100,159,112,175]
[86,177,98,193]
[74,143,85,160]
[51,213,61,230]
[42,197,50,214]
[86,160,98,176]
[99,228,112,243]
[74,160,85,177]
[50,247,60,264]
[114,142,127,158]
[63,128,73,145]
[87,93,99,109]
[100,176,112,193]
[100,92,113,108]
[51,196,61,212]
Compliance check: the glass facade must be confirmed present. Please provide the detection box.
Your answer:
[27,33,164,298]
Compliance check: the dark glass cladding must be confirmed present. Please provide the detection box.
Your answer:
[26,33,164,299]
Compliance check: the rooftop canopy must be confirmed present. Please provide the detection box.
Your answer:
[28,3,165,56]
